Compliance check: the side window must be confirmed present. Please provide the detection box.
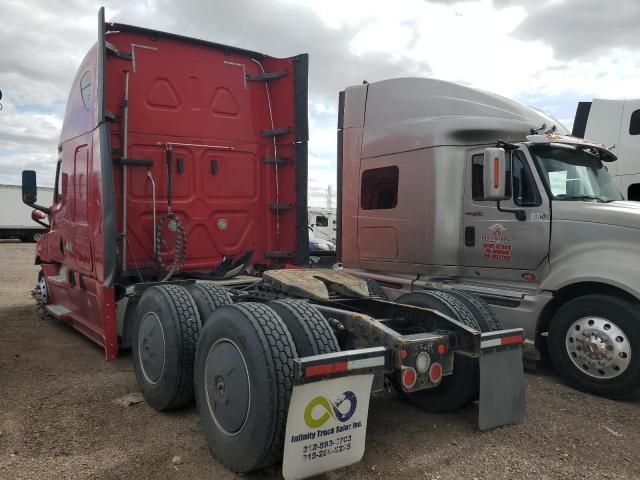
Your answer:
[80,71,93,111]
[54,159,63,204]
[315,215,328,227]
[471,154,511,201]
[630,109,640,135]
[361,166,399,210]
[512,151,541,207]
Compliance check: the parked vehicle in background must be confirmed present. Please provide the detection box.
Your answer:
[20,9,526,480]
[573,99,640,200]
[339,78,640,400]
[308,207,336,243]
[0,184,53,242]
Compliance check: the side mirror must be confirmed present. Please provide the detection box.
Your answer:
[483,148,508,201]
[22,170,37,204]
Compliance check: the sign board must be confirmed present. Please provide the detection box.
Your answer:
[282,374,374,480]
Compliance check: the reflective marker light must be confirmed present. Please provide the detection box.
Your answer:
[429,362,443,383]
[400,349,408,360]
[402,367,417,389]
[305,361,348,378]
[437,343,446,355]
[416,352,430,373]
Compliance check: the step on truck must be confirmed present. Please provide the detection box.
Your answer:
[21,9,525,479]
[338,78,640,400]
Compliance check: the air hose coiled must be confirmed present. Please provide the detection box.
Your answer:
[156,212,187,282]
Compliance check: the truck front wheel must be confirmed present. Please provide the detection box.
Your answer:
[548,295,640,400]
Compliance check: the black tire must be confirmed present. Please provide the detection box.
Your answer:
[396,290,480,412]
[195,303,297,473]
[185,282,232,327]
[446,290,503,331]
[548,295,640,400]
[365,278,388,300]
[132,284,200,411]
[398,290,480,329]
[267,299,340,356]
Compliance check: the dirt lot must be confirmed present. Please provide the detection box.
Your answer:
[0,241,639,480]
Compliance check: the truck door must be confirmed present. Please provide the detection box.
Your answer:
[463,148,551,270]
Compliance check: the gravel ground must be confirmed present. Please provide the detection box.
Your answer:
[0,241,639,480]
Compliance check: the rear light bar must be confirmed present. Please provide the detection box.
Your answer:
[480,329,526,350]
[293,346,388,384]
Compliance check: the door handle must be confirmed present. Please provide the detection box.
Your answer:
[464,226,475,247]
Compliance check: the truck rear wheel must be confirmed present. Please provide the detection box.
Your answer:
[185,282,232,326]
[548,295,640,400]
[396,290,483,412]
[132,284,200,411]
[194,303,297,473]
[268,299,340,356]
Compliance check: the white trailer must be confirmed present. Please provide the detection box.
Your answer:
[572,99,640,199]
[0,184,53,242]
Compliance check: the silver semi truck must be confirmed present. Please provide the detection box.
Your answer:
[339,78,640,400]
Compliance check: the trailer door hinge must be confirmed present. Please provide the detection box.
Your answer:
[105,41,133,61]
[269,203,295,211]
[246,70,287,82]
[261,127,292,137]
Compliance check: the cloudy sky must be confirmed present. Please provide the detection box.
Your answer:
[1,0,639,207]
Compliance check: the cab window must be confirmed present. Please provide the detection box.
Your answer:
[54,159,63,203]
[471,151,539,206]
[511,151,541,207]
[315,215,328,227]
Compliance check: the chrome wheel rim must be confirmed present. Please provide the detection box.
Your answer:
[39,276,48,304]
[565,316,631,379]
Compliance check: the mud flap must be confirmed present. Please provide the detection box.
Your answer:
[282,347,387,480]
[478,330,526,430]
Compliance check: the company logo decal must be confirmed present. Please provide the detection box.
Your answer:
[304,391,357,428]
[480,223,513,261]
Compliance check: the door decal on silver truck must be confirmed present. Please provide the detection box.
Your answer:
[530,211,549,222]
[480,224,512,261]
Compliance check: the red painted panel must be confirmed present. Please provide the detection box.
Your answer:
[104,31,301,274]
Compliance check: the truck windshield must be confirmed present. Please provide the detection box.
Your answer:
[530,145,623,203]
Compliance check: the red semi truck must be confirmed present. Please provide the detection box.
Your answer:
[22,8,526,479]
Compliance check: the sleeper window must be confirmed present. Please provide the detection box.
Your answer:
[361,166,399,210]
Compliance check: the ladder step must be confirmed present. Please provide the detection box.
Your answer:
[105,41,133,60]
[269,203,295,211]
[246,70,287,81]
[265,251,294,259]
[46,304,72,318]
[262,157,291,165]
[261,127,291,137]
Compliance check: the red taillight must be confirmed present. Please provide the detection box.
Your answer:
[501,334,525,346]
[305,361,348,378]
[401,367,417,389]
[437,343,446,355]
[429,362,442,383]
